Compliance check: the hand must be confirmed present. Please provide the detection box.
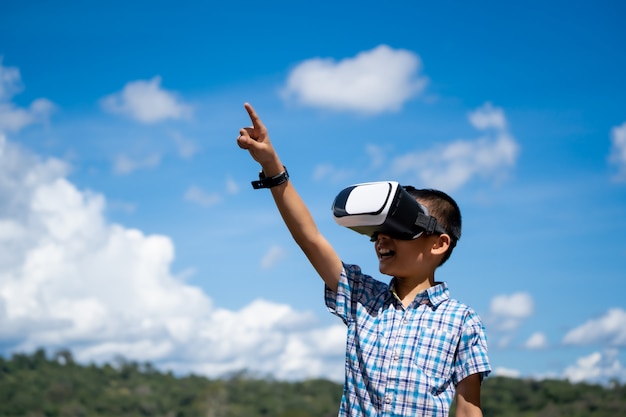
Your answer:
[237,103,280,170]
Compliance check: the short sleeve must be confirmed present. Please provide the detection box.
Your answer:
[452,311,491,385]
[325,263,358,326]
[324,263,385,326]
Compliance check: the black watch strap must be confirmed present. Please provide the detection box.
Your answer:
[251,166,289,189]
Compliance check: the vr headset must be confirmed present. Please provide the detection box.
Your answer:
[332,181,446,241]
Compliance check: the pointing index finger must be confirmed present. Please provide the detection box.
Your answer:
[244,102,265,131]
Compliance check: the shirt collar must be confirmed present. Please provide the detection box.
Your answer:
[389,279,450,308]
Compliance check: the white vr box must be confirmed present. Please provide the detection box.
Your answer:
[332,181,446,240]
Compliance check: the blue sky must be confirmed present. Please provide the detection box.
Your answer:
[1,0,625,384]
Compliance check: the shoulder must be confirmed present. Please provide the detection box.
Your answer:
[443,296,474,314]
[341,262,391,302]
[435,287,485,329]
[437,284,477,313]
[342,263,387,288]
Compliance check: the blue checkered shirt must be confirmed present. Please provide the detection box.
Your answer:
[325,263,491,417]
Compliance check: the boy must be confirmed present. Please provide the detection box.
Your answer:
[236,103,491,417]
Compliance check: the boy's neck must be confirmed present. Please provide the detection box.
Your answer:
[394,274,436,307]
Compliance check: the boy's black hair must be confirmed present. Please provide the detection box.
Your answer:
[403,186,462,266]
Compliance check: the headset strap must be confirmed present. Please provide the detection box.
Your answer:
[415,213,447,235]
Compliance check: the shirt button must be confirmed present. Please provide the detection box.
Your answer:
[385,396,392,404]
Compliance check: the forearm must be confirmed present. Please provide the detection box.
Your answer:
[268,172,342,291]
[269,174,320,249]
[258,157,320,247]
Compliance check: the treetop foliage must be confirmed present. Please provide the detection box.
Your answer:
[1,348,625,417]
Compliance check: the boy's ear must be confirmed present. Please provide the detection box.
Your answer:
[431,233,451,256]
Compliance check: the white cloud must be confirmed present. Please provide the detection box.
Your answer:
[491,292,534,318]
[563,308,626,346]
[171,131,198,159]
[609,121,626,181]
[106,200,137,214]
[0,58,22,100]
[113,153,161,175]
[494,367,521,378]
[313,163,354,183]
[495,334,514,349]
[225,176,239,195]
[100,76,192,124]
[524,332,548,349]
[313,144,386,184]
[0,135,345,381]
[282,45,427,114]
[488,292,533,332]
[0,99,56,133]
[563,349,626,384]
[391,102,519,190]
[260,245,288,269]
[184,186,222,207]
[0,60,55,133]
[468,102,507,130]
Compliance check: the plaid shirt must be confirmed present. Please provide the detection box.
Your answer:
[325,263,491,417]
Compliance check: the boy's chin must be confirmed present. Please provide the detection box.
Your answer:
[378,263,395,276]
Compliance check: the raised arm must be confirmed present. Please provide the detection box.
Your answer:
[236,103,342,292]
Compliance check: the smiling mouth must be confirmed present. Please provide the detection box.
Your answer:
[378,249,395,260]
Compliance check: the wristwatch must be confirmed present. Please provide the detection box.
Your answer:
[251,166,289,189]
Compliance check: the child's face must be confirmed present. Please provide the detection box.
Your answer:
[373,232,440,279]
